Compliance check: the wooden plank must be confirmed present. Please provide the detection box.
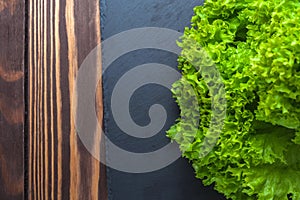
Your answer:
[28,0,107,199]
[0,0,25,199]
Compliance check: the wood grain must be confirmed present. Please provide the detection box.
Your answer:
[0,0,18,14]
[28,0,107,199]
[0,0,24,199]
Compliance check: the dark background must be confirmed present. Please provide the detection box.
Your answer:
[101,0,226,199]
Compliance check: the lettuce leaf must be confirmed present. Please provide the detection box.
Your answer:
[167,0,300,199]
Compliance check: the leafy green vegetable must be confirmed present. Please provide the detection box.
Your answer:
[167,0,300,199]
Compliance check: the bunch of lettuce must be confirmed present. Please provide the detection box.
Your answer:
[167,0,300,199]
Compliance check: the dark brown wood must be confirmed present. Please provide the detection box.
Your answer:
[28,0,106,199]
[0,0,25,199]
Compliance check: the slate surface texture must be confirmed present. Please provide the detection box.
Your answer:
[101,0,227,199]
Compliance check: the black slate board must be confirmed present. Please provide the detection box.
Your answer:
[101,0,227,199]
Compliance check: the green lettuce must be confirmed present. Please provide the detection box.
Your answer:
[167,0,300,199]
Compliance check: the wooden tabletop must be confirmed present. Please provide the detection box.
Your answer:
[0,0,107,199]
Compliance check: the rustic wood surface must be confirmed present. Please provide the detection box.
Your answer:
[28,0,106,199]
[0,0,25,199]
